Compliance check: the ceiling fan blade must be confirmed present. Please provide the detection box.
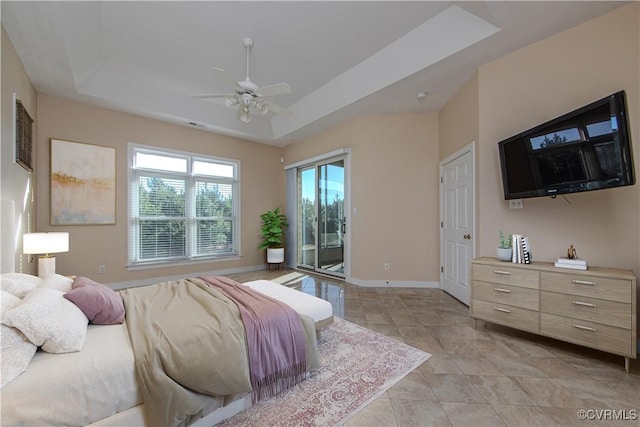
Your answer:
[256,82,291,97]
[211,67,242,91]
[264,100,292,116]
[192,93,234,99]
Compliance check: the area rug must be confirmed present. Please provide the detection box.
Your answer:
[219,318,431,426]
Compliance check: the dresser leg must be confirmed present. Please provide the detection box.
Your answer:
[624,357,630,373]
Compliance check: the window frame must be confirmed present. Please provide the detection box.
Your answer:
[14,96,34,172]
[127,143,241,268]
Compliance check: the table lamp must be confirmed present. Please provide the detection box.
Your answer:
[23,232,69,277]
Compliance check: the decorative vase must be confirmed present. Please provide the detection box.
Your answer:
[496,247,512,262]
[267,247,285,264]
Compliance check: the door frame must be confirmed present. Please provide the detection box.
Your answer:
[439,141,477,301]
[315,158,347,278]
[285,148,351,281]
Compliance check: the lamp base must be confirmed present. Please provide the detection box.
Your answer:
[38,256,56,278]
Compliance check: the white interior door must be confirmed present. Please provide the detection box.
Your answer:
[440,143,475,305]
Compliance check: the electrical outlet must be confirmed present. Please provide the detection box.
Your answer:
[98,265,106,274]
[384,263,390,271]
[509,199,524,209]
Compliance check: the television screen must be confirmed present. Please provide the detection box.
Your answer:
[498,91,635,199]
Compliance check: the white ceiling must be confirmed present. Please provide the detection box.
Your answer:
[1,1,628,146]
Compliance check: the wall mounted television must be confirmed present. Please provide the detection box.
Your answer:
[498,91,635,200]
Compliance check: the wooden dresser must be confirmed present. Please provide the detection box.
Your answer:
[470,257,637,372]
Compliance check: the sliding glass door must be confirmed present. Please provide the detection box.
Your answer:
[318,160,345,275]
[298,167,316,269]
[297,158,345,277]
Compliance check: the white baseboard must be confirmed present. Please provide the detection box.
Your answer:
[107,264,267,290]
[108,266,442,291]
[348,277,440,288]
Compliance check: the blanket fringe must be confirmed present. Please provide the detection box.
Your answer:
[252,362,307,403]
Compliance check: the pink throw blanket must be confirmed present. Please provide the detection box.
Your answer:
[200,276,307,402]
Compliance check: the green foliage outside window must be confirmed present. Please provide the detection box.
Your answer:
[137,176,233,260]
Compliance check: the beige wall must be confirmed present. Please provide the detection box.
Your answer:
[439,71,479,160]
[35,95,284,283]
[472,3,639,275]
[285,113,440,284]
[4,3,638,289]
[1,27,38,274]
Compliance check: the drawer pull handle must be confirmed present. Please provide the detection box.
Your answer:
[572,279,596,285]
[572,301,596,308]
[493,307,512,313]
[494,288,512,293]
[494,270,511,276]
[572,324,596,332]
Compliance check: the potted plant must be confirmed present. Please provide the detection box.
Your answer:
[497,230,512,261]
[259,206,289,264]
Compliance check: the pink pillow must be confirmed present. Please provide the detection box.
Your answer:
[64,277,125,325]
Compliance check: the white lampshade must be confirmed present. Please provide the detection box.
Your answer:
[23,232,69,255]
[23,232,69,278]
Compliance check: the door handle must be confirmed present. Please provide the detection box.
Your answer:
[463,234,471,240]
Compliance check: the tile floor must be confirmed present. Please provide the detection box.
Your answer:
[227,269,640,427]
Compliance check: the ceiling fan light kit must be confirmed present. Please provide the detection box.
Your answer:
[194,37,291,123]
[225,96,239,108]
[239,108,251,123]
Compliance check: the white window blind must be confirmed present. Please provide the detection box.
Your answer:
[128,144,240,266]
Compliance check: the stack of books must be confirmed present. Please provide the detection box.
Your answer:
[554,257,588,270]
[511,235,532,264]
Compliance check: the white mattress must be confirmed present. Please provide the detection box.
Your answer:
[0,323,141,426]
[243,280,334,325]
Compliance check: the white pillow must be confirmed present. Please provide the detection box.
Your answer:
[39,274,73,292]
[3,288,88,353]
[1,290,22,323]
[1,325,37,389]
[0,273,42,298]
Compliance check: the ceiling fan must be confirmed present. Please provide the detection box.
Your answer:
[193,38,292,123]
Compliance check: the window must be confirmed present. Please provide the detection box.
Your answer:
[128,144,240,266]
[15,98,34,172]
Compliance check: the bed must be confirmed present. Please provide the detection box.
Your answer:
[0,274,334,427]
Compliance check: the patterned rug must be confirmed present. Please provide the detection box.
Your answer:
[219,318,431,426]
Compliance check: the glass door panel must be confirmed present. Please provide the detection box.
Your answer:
[297,167,316,269]
[317,160,344,275]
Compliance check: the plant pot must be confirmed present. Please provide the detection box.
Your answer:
[496,247,512,262]
[267,247,285,264]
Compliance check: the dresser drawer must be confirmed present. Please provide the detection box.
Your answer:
[473,281,539,310]
[540,272,631,303]
[540,312,632,357]
[472,264,539,289]
[472,299,539,333]
[540,291,631,329]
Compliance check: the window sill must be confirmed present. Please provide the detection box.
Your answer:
[127,255,241,271]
